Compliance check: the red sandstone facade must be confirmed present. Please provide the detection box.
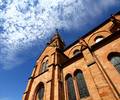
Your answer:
[23,11,120,100]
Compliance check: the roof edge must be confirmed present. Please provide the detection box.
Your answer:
[63,10,120,52]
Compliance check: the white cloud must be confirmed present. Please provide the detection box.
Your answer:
[0,0,120,70]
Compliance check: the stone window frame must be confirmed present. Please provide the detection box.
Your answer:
[73,49,81,56]
[74,69,90,99]
[65,68,90,100]
[108,52,120,73]
[94,35,104,43]
[65,74,76,100]
[35,82,45,100]
[68,44,81,57]
[40,56,49,74]
[87,30,110,46]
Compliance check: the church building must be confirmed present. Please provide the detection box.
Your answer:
[23,11,120,100]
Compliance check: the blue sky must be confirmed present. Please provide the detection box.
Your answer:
[0,0,120,100]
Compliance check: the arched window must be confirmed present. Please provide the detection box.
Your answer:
[74,70,89,98]
[65,74,76,100]
[108,53,120,73]
[41,60,48,73]
[37,83,44,100]
[95,36,104,43]
[73,49,80,56]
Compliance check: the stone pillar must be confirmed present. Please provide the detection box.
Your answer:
[53,65,60,100]
[23,78,33,100]
[73,77,81,100]
[46,81,53,100]
[82,48,117,100]
[22,67,35,100]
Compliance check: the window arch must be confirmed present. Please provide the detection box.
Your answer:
[108,52,120,73]
[41,60,48,73]
[65,74,76,100]
[74,70,89,98]
[94,36,104,43]
[73,49,80,56]
[36,83,44,100]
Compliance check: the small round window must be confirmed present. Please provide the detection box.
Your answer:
[95,36,104,43]
[73,49,80,56]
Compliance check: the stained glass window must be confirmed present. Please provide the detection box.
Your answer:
[41,60,48,73]
[45,60,48,70]
[75,70,89,98]
[110,55,120,73]
[37,84,44,100]
[66,75,76,100]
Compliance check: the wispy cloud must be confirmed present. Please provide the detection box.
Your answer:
[0,0,120,70]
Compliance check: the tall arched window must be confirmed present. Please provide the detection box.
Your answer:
[74,70,89,98]
[65,74,76,100]
[108,53,120,73]
[41,60,48,73]
[36,83,44,100]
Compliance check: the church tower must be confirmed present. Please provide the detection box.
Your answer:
[23,31,67,100]
[23,11,120,100]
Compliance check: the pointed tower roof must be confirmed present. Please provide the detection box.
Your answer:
[48,29,65,49]
[50,29,64,44]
